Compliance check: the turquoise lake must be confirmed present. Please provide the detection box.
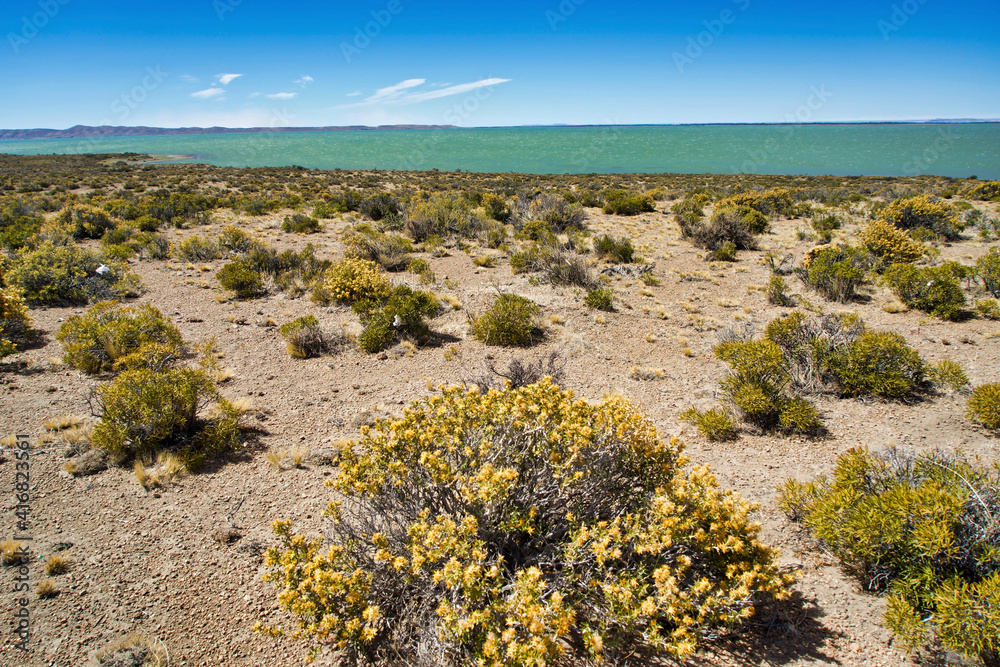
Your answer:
[1,124,997,178]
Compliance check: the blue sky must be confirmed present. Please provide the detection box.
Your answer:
[1,0,998,129]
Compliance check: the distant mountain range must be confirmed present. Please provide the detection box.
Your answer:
[0,124,458,140]
[1,120,997,141]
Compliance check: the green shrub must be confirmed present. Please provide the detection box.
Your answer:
[767,275,794,306]
[404,193,485,241]
[584,286,614,311]
[858,218,926,267]
[681,407,739,441]
[511,244,596,288]
[354,285,441,353]
[883,263,967,320]
[601,189,655,216]
[320,257,392,304]
[975,299,1000,320]
[967,383,1000,430]
[358,191,400,221]
[514,193,586,233]
[680,207,761,253]
[261,380,791,666]
[56,302,184,374]
[712,334,823,435]
[61,204,116,240]
[280,315,334,358]
[593,234,635,263]
[130,232,170,259]
[928,360,970,391]
[779,448,1000,666]
[217,225,259,256]
[710,240,738,262]
[343,224,413,271]
[0,285,35,360]
[801,245,872,303]
[174,235,222,261]
[0,202,44,250]
[472,294,540,347]
[7,241,141,306]
[670,197,704,225]
[92,366,243,461]
[826,330,925,398]
[217,261,266,299]
[977,247,1000,298]
[282,213,323,234]
[481,192,511,222]
[880,194,962,240]
[763,311,865,392]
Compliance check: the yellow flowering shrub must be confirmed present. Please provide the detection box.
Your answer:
[260,380,791,666]
[879,194,962,240]
[858,218,925,266]
[717,187,796,218]
[320,257,392,304]
[0,284,34,360]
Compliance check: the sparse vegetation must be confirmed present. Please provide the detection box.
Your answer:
[472,293,540,347]
[967,383,1000,430]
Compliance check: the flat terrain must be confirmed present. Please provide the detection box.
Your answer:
[1,161,998,667]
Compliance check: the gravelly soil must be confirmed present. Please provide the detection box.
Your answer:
[1,200,997,667]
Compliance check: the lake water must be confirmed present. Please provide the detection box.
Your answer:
[1,124,997,178]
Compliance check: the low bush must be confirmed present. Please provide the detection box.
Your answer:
[260,380,791,666]
[91,366,243,462]
[961,180,1000,201]
[858,218,926,267]
[0,202,44,250]
[130,232,170,260]
[467,351,566,393]
[216,261,266,299]
[320,257,392,304]
[883,263,967,320]
[800,245,872,303]
[680,207,762,253]
[717,187,795,218]
[60,204,116,240]
[282,214,323,234]
[977,247,1000,298]
[710,240,738,262]
[358,191,401,221]
[343,224,413,271]
[217,225,259,256]
[0,285,35,360]
[56,302,184,374]
[280,315,336,359]
[767,275,794,306]
[354,285,440,353]
[975,299,1000,320]
[480,192,511,222]
[670,197,704,226]
[879,194,963,240]
[601,189,655,216]
[174,235,222,261]
[404,193,486,242]
[825,330,925,398]
[510,244,596,288]
[779,448,1000,666]
[681,407,739,441]
[594,234,635,263]
[584,286,614,311]
[472,293,540,347]
[967,383,1000,430]
[928,359,970,391]
[714,338,821,434]
[7,241,141,306]
[514,193,586,233]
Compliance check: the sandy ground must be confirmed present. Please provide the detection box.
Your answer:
[1,200,998,667]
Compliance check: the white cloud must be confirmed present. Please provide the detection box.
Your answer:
[267,92,298,100]
[191,87,225,99]
[295,75,314,87]
[338,78,511,109]
[403,78,511,104]
[345,91,362,97]
[367,78,426,103]
[217,73,243,86]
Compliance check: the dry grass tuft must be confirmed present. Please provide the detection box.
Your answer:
[45,555,71,575]
[2,538,25,565]
[93,631,169,667]
[36,580,59,599]
[135,452,188,489]
[42,414,85,432]
[265,447,308,472]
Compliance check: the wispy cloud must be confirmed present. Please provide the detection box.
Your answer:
[180,74,199,83]
[217,73,243,85]
[191,87,225,99]
[345,91,362,97]
[267,92,297,100]
[295,75,314,87]
[339,77,511,109]
[404,78,511,103]
[248,92,261,99]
